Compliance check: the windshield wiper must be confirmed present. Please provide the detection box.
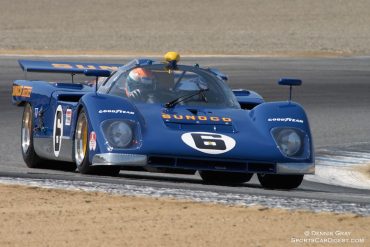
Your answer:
[165,88,209,108]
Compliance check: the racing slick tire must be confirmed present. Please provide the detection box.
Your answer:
[257,174,304,190]
[21,103,48,168]
[74,109,120,176]
[199,171,253,185]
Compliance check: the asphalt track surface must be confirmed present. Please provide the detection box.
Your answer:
[0,56,369,214]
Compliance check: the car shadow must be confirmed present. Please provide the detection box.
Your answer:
[115,171,263,189]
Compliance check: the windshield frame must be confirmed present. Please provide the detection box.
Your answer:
[105,64,240,109]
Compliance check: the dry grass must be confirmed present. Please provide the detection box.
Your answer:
[1,0,370,55]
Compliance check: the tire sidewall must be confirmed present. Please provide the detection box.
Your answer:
[74,109,93,173]
[21,103,44,168]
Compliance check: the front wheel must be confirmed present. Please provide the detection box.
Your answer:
[74,109,95,174]
[74,109,120,176]
[199,171,253,185]
[257,174,304,190]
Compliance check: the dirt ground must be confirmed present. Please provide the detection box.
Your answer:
[0,184,368,247]
[357,164,370,179]
[1,0,370,55]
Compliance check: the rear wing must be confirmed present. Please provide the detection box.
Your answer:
[19,60,123,76]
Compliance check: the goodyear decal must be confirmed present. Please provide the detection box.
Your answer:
[52,63,118,71]
[162,114,232,123]
[268,118,304,124]
[98,109,135,115]
[12,85,32,97]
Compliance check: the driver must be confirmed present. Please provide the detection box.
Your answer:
[125,68,156,100]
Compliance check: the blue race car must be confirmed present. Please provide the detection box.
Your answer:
[12,52,314,189]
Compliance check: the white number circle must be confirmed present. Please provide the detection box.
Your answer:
[181,132,236,154]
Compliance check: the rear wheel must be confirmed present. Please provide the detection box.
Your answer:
[74,109,120,176]
[199,171,253,185]
[21,103,76,171]
[21,103,47,168]
[257,174,304,190]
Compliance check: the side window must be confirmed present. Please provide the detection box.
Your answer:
[102,71,117,86]
[107,72,129,97]
[98,71,121,94]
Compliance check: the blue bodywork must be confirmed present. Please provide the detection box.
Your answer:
[12,59,314,176]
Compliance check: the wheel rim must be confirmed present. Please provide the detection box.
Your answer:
[21,105,32,154]
[75,113,87,166]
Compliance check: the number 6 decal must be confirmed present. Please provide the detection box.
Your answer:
[53,105,63,157]
[181,132,236,154]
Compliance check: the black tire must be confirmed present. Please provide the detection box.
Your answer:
[257,174,304,190]
[199,171,253,185]
[74,109,120,176]
[21,103,47,168]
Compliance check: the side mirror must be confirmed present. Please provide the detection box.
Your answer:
[278,78,302,101]
[232,89,250,96]
[278,78,302,86]
[83,69,111,77]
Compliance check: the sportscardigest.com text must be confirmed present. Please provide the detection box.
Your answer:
[291,231,366,244]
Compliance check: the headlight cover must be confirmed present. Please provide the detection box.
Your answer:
[271,127,307,158]
[102,120,133,148]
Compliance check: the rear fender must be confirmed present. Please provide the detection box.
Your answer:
[12,80,92,106]
[14,80,93,162]
[12,80,53,106]
[31,92,83,162]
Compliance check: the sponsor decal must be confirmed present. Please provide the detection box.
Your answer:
[34,108,39,118]
[162,114,232,123]
[65,109,72,126]
[12,85,32,97]
[268,118,304,124]
[181,132,236,154]
[52,63,118,71]
[89,131,97,151]
[98,109,135,115]
[53,105,63,157]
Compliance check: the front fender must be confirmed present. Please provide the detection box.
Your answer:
[250,101,310,130]
[250,101,314,162]
[78,93,143,161]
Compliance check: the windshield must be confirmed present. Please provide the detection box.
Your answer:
[107,65,240,109]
